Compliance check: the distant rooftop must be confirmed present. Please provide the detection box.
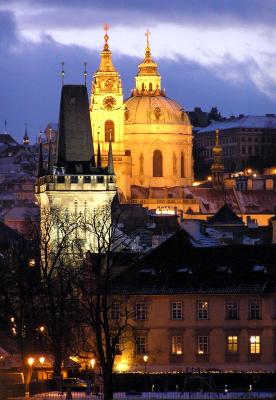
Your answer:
[197,115,276,133]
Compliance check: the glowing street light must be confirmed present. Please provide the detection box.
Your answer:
[90,358,95,369]
[143,354,148,373]
[39,357,45,365]
[27,357,34,366]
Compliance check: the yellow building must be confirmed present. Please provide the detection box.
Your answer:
[90,30,194,201]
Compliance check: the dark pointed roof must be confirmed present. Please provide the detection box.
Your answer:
[57,85,95,174]
[207,203,244,226]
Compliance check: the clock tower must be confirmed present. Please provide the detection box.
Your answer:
[90,26,131,198]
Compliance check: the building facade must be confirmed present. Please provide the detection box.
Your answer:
[195,115,276,172]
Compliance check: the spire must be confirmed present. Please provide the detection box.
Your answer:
[211,129,224,191]
[61,62,65,86]
[23,122,29,145]
[37,136,44,178]
[137,30,159,77]
[134,30,163,96]
[84,62,87,87]
[47,135,52,174]
[97,132,102,168]
[97,24,116,72]
[4,120,7,134]
[107,139,114,175]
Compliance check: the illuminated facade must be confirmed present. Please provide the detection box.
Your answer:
[90,30,193,202]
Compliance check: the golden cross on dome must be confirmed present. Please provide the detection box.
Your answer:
[104,24,110,35]
[145,29,150,47]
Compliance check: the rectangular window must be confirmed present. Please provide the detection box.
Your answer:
[249,335,260,354]
[136,336,146,354]
[226,301,238,320]
[110,303,120,320]
[197,301,209,320]
[171,336,182,355]
[136,303,147,320]
[171,302,183,320]
[227,335,238,353]
[249,301,261,319]
[197,336,208,355]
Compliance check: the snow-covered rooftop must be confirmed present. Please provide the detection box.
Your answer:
[197,115,276,133]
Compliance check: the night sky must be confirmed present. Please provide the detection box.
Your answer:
[1,0,276,143]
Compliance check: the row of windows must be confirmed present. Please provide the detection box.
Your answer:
[135,334,261,355]
[110,300,264,321]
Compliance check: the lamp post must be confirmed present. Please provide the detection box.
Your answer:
[86,358,96,396]
[25,357,34,397]
[143,355,148,373]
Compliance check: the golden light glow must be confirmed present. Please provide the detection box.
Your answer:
[253,173,257,177]
[247,168,252,174]
[27,357,34,366]
[273,169,276,175]
[198,350,204,354]
[90,358,95,368]
[39,326,45,333]
[192,181,201,187]
[143,355,148,363]
[207,176,212,181]
[116,362,129,372]
[176,350,182,355]
[250,336,256,343]
[28,258,36,267]
[39,357,45,364]
[10,317,15,323]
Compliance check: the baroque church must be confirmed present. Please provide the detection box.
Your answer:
[90,29,194,202]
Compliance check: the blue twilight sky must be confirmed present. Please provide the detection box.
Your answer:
[1,0,276,143]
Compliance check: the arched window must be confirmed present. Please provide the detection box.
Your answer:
[142,83,145,91]
[105,120,115,142]
[149,82,153,91]
[181,152,185,178]
[153,150,163,177]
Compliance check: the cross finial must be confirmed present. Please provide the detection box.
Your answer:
[104,24,110,35]
[84,62,87,87]
[61,61,65,86]
[145,29,150,48]
[103,24,110,50]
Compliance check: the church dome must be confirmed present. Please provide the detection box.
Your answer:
[124,95,190,126]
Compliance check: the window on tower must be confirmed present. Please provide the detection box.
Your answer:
[105,120,115,142]
[153,150,163,177]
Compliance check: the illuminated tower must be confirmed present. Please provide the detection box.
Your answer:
[211,129,224,191]
[35,84,116,249]
[90,26,129,198]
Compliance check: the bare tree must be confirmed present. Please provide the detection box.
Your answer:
[31,205,81,377]
[73,202,137,400]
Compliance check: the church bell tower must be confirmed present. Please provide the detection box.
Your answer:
[90,26,129,198]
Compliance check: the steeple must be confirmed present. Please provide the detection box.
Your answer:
[97,24,117,73]
[133,30,163,96]
[97,140,102,168]
[107,139,114,175]
[47,137,52,174]
[37,138,44,178]
[23,123,30,146]
[211,129,224,191]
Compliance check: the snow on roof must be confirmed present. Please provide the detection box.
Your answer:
[197,115,276,133]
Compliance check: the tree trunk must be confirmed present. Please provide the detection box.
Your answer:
[103,367,113,400]
[53,344,63,377]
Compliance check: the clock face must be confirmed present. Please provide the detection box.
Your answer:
[103,96,116,110]
[104,79,114,89]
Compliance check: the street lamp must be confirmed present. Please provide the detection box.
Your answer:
[143,355,148,373]
[25,357,34,397]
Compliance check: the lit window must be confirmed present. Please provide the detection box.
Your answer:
[197,301,209,320]
[136,303,147,320]
[226,302,238,320]
[249,335,260,354]
[171,302,183,320]
[110,303,120,320]
[227,336,238,353]
[171,336,182,355]
[197,336,208,355]
[249,301,261,319]
[136,336,146,354]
